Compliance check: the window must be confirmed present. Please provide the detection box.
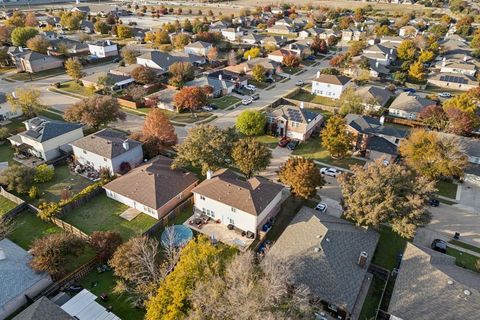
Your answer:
[103,157,107,162]
[83,150,87,154]
[228,217,235,225]
[200,195,205,201]
[231,207,236,212]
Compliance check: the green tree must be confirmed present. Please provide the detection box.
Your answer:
[7,88,45,117]
[235,110,266,136]
[337,87,364,115]
[172,125,238,175]
[251,64,266,82]
[168,61,194,87]
[64,96,126,129]
[347,40,365,57]
[171,33,190,49]
[60,12,83,30]
[279,158,324,199]
[5,11,25,27]
[65,57,83,80]
[338,159,435,238]
[0,164,34,194]
[34,164,55,183]
[232,138,271,178]
[397,39,417,61]
[11,27,38,46]
[94,21,110,34]
[418,50,435,63]
[321,115,352,159]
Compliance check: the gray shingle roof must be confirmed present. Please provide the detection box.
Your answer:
[345,114,408,139]
[22,117,82,142]
[269,105,321,125]
[266,207,379,313]
[13,297,74,320]
[388,243,480,320]
[138,51,203,69]
[367,136,398,155]
[313,74,351,86]
[389,92,437,114]
[70,128,142,159]
[356,86,393,107]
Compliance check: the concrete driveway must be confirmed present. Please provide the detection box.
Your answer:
[457,181,480,212]
[318,175,343,202]
[260,146,291,181]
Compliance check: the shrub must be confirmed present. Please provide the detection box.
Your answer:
[0,127,9,141]
[28,186,39,199]
[34,164,55,183]
[37,201,60,220]
[90,231,123,262]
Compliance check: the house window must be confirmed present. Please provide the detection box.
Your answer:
[231,207,236,212]
[228,217,235,225]
[83,150,87,154]
[200,195,205,200]
[103,157,107,162]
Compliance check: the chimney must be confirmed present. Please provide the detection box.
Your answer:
[316,71,320,78]
[386,53,389,60]
[463,55,468,62]
[248,55,251,61]
[122,139,129,150]
[300,101,304,109]
[237,26,241,32]
[244,66,248,73]
[379,115,385,125]
[375,61,379,68]
[442,57,446,67]
[390,48,393,55]
[19,46,23,52]
[206,169,213,179]
[358,251,368,268]
[218,74,222,81]
[106,40,111,45]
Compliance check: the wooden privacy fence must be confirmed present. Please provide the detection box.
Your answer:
[0,187,27,220]
[50,217,91,241]
[143,196,194,237]
[57,187,104,217]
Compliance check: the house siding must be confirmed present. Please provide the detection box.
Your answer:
[311,81,350,99]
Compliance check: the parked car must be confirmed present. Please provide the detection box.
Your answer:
[251,93,260,100]
[320,167,339,177]
[428,198,440,207]
[431,239,447,254]
[278,137,290,147]
[287,139,299,150]
[245,84,257,91]
[242,97,253,105]
[265,78,274,83]
[438,92,452,98]
[202,105,213,111]
[306,56,316,61]
[315,202,328,213]
[295,80,304,86]
[112,57,122,63]
[208,103,218,110]
[403,88,416,93]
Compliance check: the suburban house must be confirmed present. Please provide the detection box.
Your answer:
[0,103,22,121]
[311,72,352,99]
[427,73,479,91]
[362,44,396,65]
[8,117,83,162]
[192,169,284,237]
[184,41,213,57]
[388,243,480,320]
[299,27,323,39]
[341,29,366,41]
[388,92,436,120]
[16,52,63,73]
[266,207,379,320]
[438,57,477,76]
[88,40,118,58]
[12,297,74,320]
[204,69,248,87]
[80,71,134,91]
[136,51,205,72]
[399,25,418,38]
[356,86,394,111]
[221,28,243,41]
[288,40,312,58]
[267,25,296,36]
[80,20,94,34]
[0,239,53,320]
[267,49,298,63]
[185,75,235,98]
[48,38,89,56]
[70,129,143,175]
[261,35,287,48]
[104,156,199,220]
[224,57,280,78]
[147,88,177,112]
[266,105,323,141]
[242,33,264,45]
[70,5,90,14]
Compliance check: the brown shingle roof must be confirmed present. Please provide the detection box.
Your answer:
[192,169,284,215]
[103,156,198,210]
[314,74,351,85]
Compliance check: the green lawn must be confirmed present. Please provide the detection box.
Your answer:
[447,247,479,272]
[39,109,65,121]
[0,195,18,217]
[209,95,241,109]
[282,67,302,75]
[79,270,145,320]
[56,81,96,97]
[62,194,158,240]
[449,240,480,254]
[358,276,385,320]
[372,226,408,271]
[292,138,366,170]
[32,165,92,206]
[253,135,279,149]
[7,68,65,81]
[290,90,336,107]
[247,79,269,89]
[435,180,458,199]
[3,118,26,134]
[0,143,14,163]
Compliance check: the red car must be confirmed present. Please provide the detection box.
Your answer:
[278,137,290,147]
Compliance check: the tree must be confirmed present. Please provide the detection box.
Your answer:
[145,236,235,320]
[243,47,261,59]
[418,50,435,63]
[232,139,271,178]
[248,63,266,82]
[29,233,86,276]
[0,127,9,142]
[399,129,468,180]
[11,27,38,46]
[408,60,426,81]
[94,21,110,34]
[321,115,352,159]
[121,46,139,65]
[279,158,324,199]
[445,108,475,135]
[347,40,365,57]
[26,35,50,53]
[206,47,218,62]
[25,12,38,27]
[339,160,435,238]
[172,125,238,175]
[337,87,364,115]
[171,33,190,49]
[65,57,83,80]
[90,231,123,262]
[124,84,147,102]
[60,12,83,30]
[419,105,449,131]
[188,252,313,319]
[0,164,34,194]
[7,88,44,117]
[0,26,12,45]
[310,36,328,55]
[173,86,208,113]
[34,164,55,183]
[0,217,15,240]
[168,62,194,87]
[283,54,300,68]
[142,108,178,148]
[397,39,417,61]
[131,65,155,84]
[64,96,126,129]
[5,11,25,27]
[235,110,266,136]
[116,25,133,38]
[227,49,237,66]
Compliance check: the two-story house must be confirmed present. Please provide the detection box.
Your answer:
[88,40,118,58]
[388,92,437,120]
[311,72,352,99]
[266,105,323,141]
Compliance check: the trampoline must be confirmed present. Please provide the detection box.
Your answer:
[161,225,193,247]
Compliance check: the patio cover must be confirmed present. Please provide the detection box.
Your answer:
[61,289,120,320]
[16,143,33,152]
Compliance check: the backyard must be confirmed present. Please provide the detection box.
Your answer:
[292,138,366,169]
[127,107,213,124]
[290,90,336,107]
[0,195,17,217]
[209,95,241,109]
[61,194,158,240]
[0,143,14,163]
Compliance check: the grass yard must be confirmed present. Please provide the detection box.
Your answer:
[372,226,408,271]
[358,276,385,320]
[247,79,269,89]
[62,194,157,240]
[32,165,92,206]
[8,209,61,249]
[7,68,65,81]
[446,247,479,272]
[56,81,96,97]
[292,138,366,170]
[3,118,26,134]
[79,270,145,320]
[290,90,336,107]
[449,240,480,254]
[253,135,279,149]
[209,95,241,109]
[127,108,213,124]
[282,67,302,75]
[435,180,458,199]
[38,109,65,121]
[0,195,17,217]
[0,143,14,164]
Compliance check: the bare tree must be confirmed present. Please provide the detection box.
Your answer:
[161,226,181,270]
[0,217,15,240]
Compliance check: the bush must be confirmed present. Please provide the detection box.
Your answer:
[34,164,55,183]
[28,186,39,199]
[90,231,123,262]
[0,127,9,142]
[37,201,60,220]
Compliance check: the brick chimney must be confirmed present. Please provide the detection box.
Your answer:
[358,251,368,268]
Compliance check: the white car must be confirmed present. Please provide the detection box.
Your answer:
[245,84,256,91]
[242,98,253,105]
[320,167,339,177]
[202,105,213,111]
[438,92,452,98]
[295,80,304,86]
[315,202,328,213]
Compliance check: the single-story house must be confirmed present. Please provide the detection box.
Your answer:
[427,73,479,91]
[192,169,284,237]
[16,52,63,73]
[223,57,280,78]
[70,128,143,175]
[0,239,53,320]
[184,41,213,57]
[267,49,298,64]
[8,117,83,162]
[266,207,379,320]
[388,92,437,120]
[136,51,205,72]
[261,35,287,48]
[438,58,476,76]
[148,88,177,112]
[185,75,235,98]
[242,33,264,45]
[267,25,296,36]
[104,156,199,220]
[356,86,394,111]
[12,297,74,320]
[88,40,118,58]
[266,105,323,141]
[0,103,22,121]
[70,5,90,14]
[299,27,324,39]
[388,243,480,320]
[365,135,399,163]
[48,38,89,56]
[80,71,134,91]
[311,72,352,100]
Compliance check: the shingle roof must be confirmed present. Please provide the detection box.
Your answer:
[356,86,393,107]
[103,156,198,210]
[266,207,379,313]
[192,169,284,216]
[367,136,398,155]
[80,71,132,84]
[13,297,74,320]
[70,128,142,159]
[21,117,82,142]
[20,51,62,63]
[313,73,351,85]
[389,92,436,114]
[269,105,321,125]
[345,114,408,138]
[185,41,211,49]
[137,51,203,69]
[388,243,480,320]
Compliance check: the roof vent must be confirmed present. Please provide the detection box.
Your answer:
[447,280,454,285]
[316,235,321,239]
[314,247,320,253]
[464,290,471,296]
[0,248,5,260]
[325,237,330,242]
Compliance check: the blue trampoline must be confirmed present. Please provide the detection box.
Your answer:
[161,225,193,247]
